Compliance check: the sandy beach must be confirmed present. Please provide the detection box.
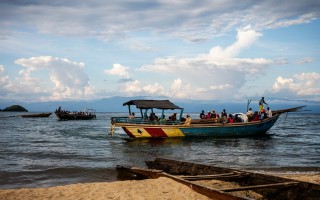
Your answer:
[1,174,319,200]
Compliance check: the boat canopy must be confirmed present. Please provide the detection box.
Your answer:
[123,100,183,110]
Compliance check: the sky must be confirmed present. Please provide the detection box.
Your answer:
[0,0,319,103]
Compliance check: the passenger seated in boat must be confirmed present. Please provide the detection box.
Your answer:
[267,107,272,118]
[246,108,253,121]
[211,109,216,118]
[221,109,227,118]
[227,114,234,123]
[129,112,135,119]
[169,113,177,121]
[199,110,205,119]
[206,111,211,119]
[184,114,191,126]
[251,111,260,121]
[215,113,220,123]
[160,115,166,124]
[260,109,267,120]
[233,114,242,122]
[149,112,159,121]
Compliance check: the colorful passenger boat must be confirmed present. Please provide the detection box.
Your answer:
[110,100,304,138]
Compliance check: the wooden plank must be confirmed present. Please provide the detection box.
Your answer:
[222,182,300,192]
[178,173,244,180]
[178,172,237,178]
[161,172,251,200]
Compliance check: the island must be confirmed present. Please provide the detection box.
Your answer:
[1,105,28,112]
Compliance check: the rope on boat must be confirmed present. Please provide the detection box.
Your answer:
[109,122,115,135]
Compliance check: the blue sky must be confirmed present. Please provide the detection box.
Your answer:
[0,0,319,103]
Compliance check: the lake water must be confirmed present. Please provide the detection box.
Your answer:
[0,112,319,189]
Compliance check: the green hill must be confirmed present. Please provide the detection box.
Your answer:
[2,105,28,112]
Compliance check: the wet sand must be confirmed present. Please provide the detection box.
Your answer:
[0,174,319,200]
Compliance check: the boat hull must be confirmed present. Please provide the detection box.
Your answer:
[20,113,52,118]
[55,112,96,120]
[116,115,280,138]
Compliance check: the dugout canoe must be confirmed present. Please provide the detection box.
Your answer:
[20,112,52,118]
[117,158,320,200]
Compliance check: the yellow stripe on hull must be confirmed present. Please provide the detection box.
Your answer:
[162,128,185,137]
[125,127,152,138]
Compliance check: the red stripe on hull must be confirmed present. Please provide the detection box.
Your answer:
[144,128,168,138]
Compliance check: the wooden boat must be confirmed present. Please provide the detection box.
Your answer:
[20,112,52,118]
[55,107,96,120]
[117,158,320,200]
[110,99,305,138]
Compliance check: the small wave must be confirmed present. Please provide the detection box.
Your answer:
[0,167,118,189]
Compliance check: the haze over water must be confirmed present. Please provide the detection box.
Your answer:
[0,112,319,189]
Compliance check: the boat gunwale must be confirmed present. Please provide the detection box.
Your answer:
[113,114,280,128]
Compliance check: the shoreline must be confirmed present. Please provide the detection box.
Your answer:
[1,173,319,200]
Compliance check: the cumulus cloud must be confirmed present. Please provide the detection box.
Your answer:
[133,27,272,99]
[13,56,94,100]
[272,72,320,97]
[104,63,130,78]
[119,80,166,96]
[109,27,274,100]
[120,80,143,96]
[143,83,165,95]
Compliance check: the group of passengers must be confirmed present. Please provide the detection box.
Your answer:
[129,111,172,124]
[199,97,273,124]
[199,108,234,123]
[55,106,93,116]
[128,97,273,125]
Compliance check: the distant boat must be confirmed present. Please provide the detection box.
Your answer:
[20,112,52,118]
[110,99,305,138]
[54,107,96,120]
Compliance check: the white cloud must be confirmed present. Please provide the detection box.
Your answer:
[143,83,165,95]
[272,72,320,97]
[134,27,272,99]
[0,1,318,42]
[120,80,143,95]
[210,84,233,90]
[104,63,130,78]
[120,80,166,96]
[13,56,94,100]
[208,26,262,58]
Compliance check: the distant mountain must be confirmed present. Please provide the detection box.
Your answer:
[0,96,319,113]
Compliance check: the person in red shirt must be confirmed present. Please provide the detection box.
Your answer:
[228,114,234,123]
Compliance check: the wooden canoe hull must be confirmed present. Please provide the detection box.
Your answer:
[117,158,320,200]
[116,115,280,138]
[20,112,52,118]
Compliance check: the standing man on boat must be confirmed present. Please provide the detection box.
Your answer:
[259,97,268,111]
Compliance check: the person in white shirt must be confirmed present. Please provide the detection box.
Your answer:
[267,107,272,118]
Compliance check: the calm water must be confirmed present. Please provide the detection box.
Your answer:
[0,112,319,189]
